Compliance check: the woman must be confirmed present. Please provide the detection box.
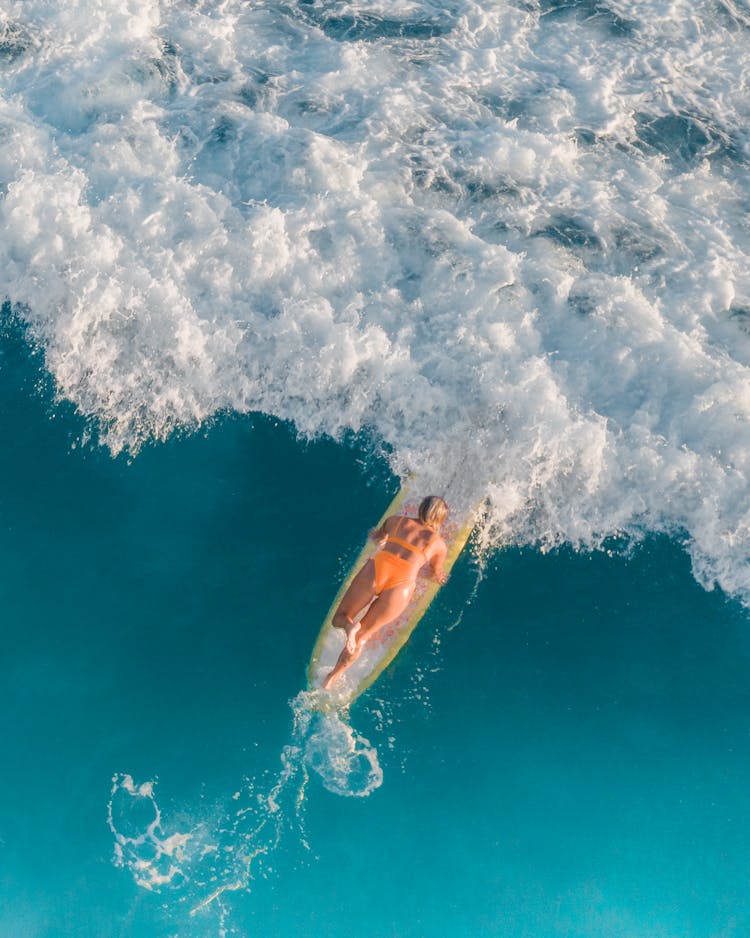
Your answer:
[322,495,449,690]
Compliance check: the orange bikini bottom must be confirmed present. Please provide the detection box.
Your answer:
[371,550,417,593]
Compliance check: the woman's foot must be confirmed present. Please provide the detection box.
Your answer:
[322,644,354,690]
[334,612,361,654]
[345,620,361,653]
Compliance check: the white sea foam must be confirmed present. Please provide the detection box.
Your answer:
[108,773,194,891]
[2,0,750,598]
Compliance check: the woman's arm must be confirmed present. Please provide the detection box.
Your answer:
[369,515,393,543]
[429,538,449,585]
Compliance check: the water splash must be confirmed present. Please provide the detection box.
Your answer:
[108,691,382,928]
[298,691,384,798]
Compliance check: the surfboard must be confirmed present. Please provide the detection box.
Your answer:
[307,483,478,708]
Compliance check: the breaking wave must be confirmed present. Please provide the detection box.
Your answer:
[2,0,750,599]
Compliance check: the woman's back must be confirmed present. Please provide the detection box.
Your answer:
[380,515,443,564]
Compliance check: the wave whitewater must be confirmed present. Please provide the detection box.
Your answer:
[2,0,750,599]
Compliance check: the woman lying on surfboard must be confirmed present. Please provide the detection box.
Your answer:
[322,495,449,690]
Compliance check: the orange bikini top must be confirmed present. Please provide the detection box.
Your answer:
[384,516,429,562]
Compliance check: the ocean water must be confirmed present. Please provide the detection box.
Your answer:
[2,0,750,935]
[2,322,750,938]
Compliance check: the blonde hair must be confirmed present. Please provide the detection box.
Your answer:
[418,495,448,528]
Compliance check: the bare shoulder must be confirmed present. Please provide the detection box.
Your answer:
[425,531,447,557]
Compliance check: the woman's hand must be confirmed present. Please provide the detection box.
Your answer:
[434,572,449,586]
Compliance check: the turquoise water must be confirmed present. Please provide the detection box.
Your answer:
[2,326,750,937]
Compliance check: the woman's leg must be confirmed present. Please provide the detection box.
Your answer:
[322,581,414,690]
[351,582,413,650]
[332,559,377,642]
[322,561,378,690]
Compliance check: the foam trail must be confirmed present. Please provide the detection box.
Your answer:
[108,692,382,928]
[3,0,750,601]
[108,775,194,892]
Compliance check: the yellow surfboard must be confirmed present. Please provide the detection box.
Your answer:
[307,483,478,707]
